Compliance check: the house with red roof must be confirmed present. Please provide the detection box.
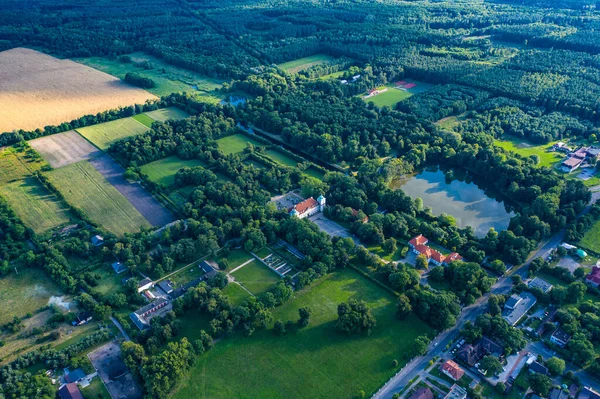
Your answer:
[585,266,600,288]
[289,195,326,219]
[409,234,429,248]
[409,235,462,266]
[441,360,465,381]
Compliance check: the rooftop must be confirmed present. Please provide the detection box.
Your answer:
[551,327,571,343]
[444,384,467,399]
[409,234,429,247]
[528,277,553,293]
[586,266,600,285]
[502,292,537,326]
[291,197,318,215]
[58,383,84,399]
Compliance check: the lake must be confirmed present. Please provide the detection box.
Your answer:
[391,168,514,237]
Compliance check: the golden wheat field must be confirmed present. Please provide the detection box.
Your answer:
[0,48,157,133]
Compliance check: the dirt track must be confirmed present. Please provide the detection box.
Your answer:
[0,48,156,133]
[29,131,100,168]
[89,154,174,227]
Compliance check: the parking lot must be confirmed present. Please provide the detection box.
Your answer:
[88,341,142,399]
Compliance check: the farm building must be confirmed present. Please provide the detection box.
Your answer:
[137,277,153,293]
[441,360,464,381]
[130,298,171,330]
[550,328,571,348]
[72,311,93,326]
[289,195,325,219]
[58,383,84,399]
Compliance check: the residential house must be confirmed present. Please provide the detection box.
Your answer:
[408,387,434,399]
[199,260,219,280]
[502,292,537,326]
[580,386,600,399]
[456,343,480,367]
[111,261,127,274]
[561,156,584,172]
[130,298,171,330]
[528,361,548,375]
[441,360,465,381]
[505,294,522,310]
[137,277,153,293]
[90,235,104,246]
[72,312,92,326]
[585,266,600,288]
[444,384,467,399]
[480,336,504,357]
[64,368,86,384]
[289,196,325,219]
[58,383,84,399]
[528,277,553,293]
[550,328,571,348]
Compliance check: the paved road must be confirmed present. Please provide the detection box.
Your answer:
[373,189,600,399]
[110,316,131,341]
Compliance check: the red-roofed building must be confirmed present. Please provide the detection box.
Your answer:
[441,360,465,381]
[445,252,463,264]
[430,250,446,266]
[351,209,369,223]
[58,383,84,399]
[409,235,429,248]
[409,235,462,266]
[585,266,600,288]
[290,196,326,219]
[414,244,433,259]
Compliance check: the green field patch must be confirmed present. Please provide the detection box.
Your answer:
[76,117,148,150]
[244,159,268,170]
[303,166,325,180]
[144,107,190,122]
[0,177,73,234]
[76,54,224,99]
[231,261,280,295]
[140,156,206,187]
[494,137,563,168]
[218,249,253,270]
[265,148,298,167]
[0,267,62,325]
[81,376,111,399]
[253,247,273,259]
[222,283,251,307]
[578,219,600,255]
[92,265,126,297]
[0,145,48,185]
[318,70,346,80]
[47,161,151,236]
[169,263,207,287]
[172,268,432,399]
[278,54,336,73]
[216,134,264,155]
[365,86,412,108]
[132,113,155,128]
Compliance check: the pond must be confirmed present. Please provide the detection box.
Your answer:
[391,167,515,237]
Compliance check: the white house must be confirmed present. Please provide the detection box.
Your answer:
[290,195,325,219]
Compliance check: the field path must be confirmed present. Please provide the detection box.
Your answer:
[89,154,174,227]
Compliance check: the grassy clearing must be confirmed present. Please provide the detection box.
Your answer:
[0,145,47,185]
[577,221,600,256]
[231,261,280,295]
[265,148,298,167]
[173,268,432,399]
[304,166,326,180]
[0,177,73,234]
[77,54,224,99]
[144,107,190,122]
[92,265,126,297]
[494,137,563,168]
[318,70,345,80]
[216,134,264,155]
[253,247,273,259]
[132,113,155,128]
[366,87,412,108]
[222,283,251,307]
[76,117,148,150]
[81,376,111,399]
[218,249,253,270]
[47,161,151,236]
[140,156,206,187]
[278,54,336,73]
[0,268,61,325]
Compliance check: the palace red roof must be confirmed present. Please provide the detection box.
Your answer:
[430,250,445,263]
[409,235,428,247]
[293,197,318,215]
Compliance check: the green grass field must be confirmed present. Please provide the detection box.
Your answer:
[216,134,264,155]
[144,107,190,122]
[77,54,224,99]
[0,177,73,234]
[222,283,251,307]
[140,156,206,187]
[265,148,298,167]
[76,117,148,150]
[81,376,111,399]
[173,268,432,399]
[367,87,412,108]
[494,137,563,168]
[0,145,48,185]
[278,54,336,73]
[304,166,326,180]
[231,261,280,295]
[132,113,155,128]
[0,267,62,325]
[47,161,151,236]
[218,249,253,270]
[578,219,600,254]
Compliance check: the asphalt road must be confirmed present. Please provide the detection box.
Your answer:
[372,189,600,399]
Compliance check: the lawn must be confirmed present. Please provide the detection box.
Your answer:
[0,177,73,234]
[140,156,206,187]
[578,219,600,254]
[144,107,190,122]
[494,137,563,168]
[47,161,151,236]
[81,376,111,399]
[0,145,48,185]
[253,247,273,259]
[216,134,264,155]
[92,265,126,297]
[76,117,148,150]
[367,87,412,108]
[278,54,336,73]
[132,113,155,128]
[231,261,280,296]
[173,268,432,399]
[303,166,326,180]
[222,283,251,307]
[0,267,62,325]
[265,148,298,167]
[217,249,253,270]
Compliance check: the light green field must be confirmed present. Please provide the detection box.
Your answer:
[76,54,224,99]
[132,113,155,128]
[173,268,432,399]
[494,137,563,168]
[278,54,336,73]
[222,283,251,307]
[318,71,345,80]
[578,219,600,254]
[218,249,253,270]
[76,118,148,150]
[216,134,264,155]
[81,376,111,399]
[140,156,206,187]
[0,267,62,325]
[304,166,326,180]
[0,145,48,185]
[231,261,280,296]
[144,107,190,122]
[265,148,298,167]
[47,161,151,236]
[0,177,72,234]
[366,87,412,108]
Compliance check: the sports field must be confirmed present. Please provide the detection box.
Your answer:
[76,117,148,150]
[140,156,206,187]
[494,137,563,168]
[578,219,600,254]
[144,107,190,122]
[0,145,48,184]
[29,130,101,168]
[216,134,264,155]
[0,177,72,234]
[47,161,151,236]
[278,54,336,73]
[173,268,432,399]
[231,261,280,295]
[365,87,412,108]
